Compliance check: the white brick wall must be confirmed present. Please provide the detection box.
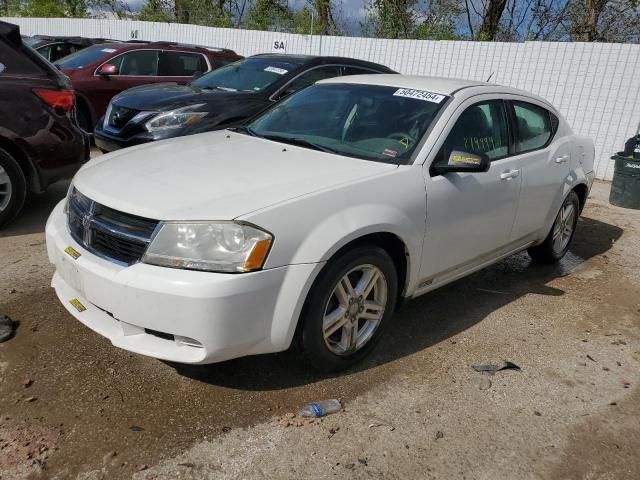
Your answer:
[4,17,640,180]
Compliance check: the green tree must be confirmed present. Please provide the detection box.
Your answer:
[363,0,415,38]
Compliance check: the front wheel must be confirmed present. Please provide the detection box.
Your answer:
[299,246,398,372]
[528,191,580,264]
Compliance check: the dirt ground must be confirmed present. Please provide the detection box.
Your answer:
[1,177,639,480]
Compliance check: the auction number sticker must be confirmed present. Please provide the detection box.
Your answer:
[393,88,445,103]
[264,66,288,75]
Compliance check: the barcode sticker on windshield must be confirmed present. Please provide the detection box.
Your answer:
[101,48,117,53]
[393,88,445,103]
[264,66,288,75]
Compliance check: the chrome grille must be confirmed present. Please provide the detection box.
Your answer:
[108,105,139,129]
[67,188,159,265]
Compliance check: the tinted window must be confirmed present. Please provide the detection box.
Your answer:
[191,57,303,92]
[160,51,207,76]
[55,45,113,69]
[282,66,342,94]
[513,101,553,153]
[249,83,447,164]
[0,41,45,75]
[38,43,77,62]
[341,66,378,76]
[435,100,509,166]
[113,50,159,76]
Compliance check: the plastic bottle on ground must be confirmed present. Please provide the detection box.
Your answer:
[300,399,342,418]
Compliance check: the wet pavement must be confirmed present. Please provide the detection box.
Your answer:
[1,178,639,479]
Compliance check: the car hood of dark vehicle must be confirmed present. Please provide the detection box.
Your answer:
[112,82,261,112]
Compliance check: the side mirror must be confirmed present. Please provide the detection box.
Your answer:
[191,71,203,80]
[97,63,118,76]
[433,150,490,175]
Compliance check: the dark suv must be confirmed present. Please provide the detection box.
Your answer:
[94,54,395,152]
[0,21,89,228]
[22,35,116,63]
[55,42,242,132]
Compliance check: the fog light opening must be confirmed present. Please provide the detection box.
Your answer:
[174,335,203,348]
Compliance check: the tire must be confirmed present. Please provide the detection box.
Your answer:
[528,191,580,264]
[0,148,27,228]
[299,246,398,372]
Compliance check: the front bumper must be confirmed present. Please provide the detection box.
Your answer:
[94,125,155,153]
[45,202,318,364]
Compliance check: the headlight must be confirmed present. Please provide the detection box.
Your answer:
[144,104,207,132]
[142,222,273,273]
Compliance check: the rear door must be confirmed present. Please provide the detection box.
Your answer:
[420,97,522,284]
[158,50,209,83]
[507,99,570,241]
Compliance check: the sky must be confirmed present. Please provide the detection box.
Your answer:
[121,0,370,35]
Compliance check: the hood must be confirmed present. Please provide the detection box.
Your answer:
[73,131,397,221]
[113,82,257,112]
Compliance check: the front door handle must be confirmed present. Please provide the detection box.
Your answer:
[500,170,520,180]
[555,155,569,164]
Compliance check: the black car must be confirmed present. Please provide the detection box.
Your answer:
[94,54,395,152]
[22,35,116,63]
[0,22,89,227]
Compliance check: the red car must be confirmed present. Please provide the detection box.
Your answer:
[55,41,242,132]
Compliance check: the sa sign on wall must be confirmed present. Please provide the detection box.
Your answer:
[272,40,287,53]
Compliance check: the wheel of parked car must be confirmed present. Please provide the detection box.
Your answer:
[300,246,398,372]
[528,191,580,264]
[0,147,27,228]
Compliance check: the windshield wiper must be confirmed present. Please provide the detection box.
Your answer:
[228,126,259,137]
[260,134,340,154]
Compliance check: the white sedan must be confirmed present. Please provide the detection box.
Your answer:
[45,75,595,371]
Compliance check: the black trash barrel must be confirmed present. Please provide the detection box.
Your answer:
[610,154,640,209]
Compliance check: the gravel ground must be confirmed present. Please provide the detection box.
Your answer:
[1,178,639,480]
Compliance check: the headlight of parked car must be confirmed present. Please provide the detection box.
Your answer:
[144,104,208,132]
[142,222,273,273]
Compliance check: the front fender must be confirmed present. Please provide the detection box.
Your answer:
[242,166,426,322]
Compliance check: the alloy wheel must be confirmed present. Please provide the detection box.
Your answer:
[322,264,388,356]
[552,200,576,255]
[0,166,12,213]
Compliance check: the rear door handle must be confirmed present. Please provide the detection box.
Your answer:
[555,155,569,164]
[500,170,520,180]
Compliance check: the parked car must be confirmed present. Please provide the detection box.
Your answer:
[23,35,118,63]
[94,54,395,152]
[46,75,594,370]
[0,21,88,228]
[55,41,242,132]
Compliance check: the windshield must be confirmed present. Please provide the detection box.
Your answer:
[246,83,448,164]
[191,57,303,92]
[55,44,116,69]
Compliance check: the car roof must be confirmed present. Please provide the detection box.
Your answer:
[319,74,552,104]
[90,41,237,56]
[251,54,394,72]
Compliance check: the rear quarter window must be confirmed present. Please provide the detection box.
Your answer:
[0,41,49,76]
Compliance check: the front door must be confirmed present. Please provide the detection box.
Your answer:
[420,98,522,285]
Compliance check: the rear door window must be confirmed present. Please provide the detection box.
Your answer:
[159,51,207,76]
[113,50,159,76]
[512,101,553,153]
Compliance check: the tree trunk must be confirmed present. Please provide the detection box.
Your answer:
[477,0,508,40]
